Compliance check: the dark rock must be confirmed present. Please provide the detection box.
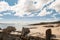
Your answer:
[21,27,30,36]
[46,29,52,40]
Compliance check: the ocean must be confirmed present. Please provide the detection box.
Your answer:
[0,23,28,31]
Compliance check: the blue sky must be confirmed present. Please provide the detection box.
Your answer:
[0,0,18,6]
[0,0,60,24]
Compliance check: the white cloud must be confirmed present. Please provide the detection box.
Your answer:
[48,0,60,12]
[26,14,35,17]
[11,0,53,17]
[42,0,52,3]
[37,8,51,16]
[0,0,60,17]
[0,1,11,12]
[37,0,60,16]
[0,14,3,16]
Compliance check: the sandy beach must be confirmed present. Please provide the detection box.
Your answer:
[27,23,60,39]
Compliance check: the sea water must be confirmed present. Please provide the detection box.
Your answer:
[0,23,28,31]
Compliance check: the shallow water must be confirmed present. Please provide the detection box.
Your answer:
[0,23,28,31]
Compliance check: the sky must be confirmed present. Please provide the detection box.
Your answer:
[0,0,60,24]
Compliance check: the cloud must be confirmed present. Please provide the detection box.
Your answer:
[0,14,3,16]
[37,8,51,16]
[0,0,60,17]
[0,1,11,12]
[48,0,60,12]
[10,0,27,17]
[38,0,60,16]
[11,0,53,17]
